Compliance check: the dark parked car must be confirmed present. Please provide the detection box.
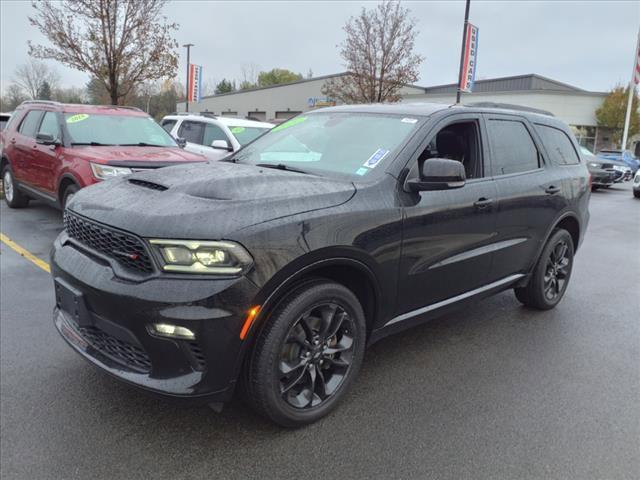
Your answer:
[51,103,590,426]
[597,149,640,174]
[580,146,615,190]
[1,101,205,210]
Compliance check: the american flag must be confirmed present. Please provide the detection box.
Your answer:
[635,30,640,85]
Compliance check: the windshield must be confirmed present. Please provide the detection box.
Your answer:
[228,126,270,146]
[230,112,421,179]
[64,113,177,147]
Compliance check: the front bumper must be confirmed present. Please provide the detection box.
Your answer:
[590,170,615,187]
[51,232,259,403]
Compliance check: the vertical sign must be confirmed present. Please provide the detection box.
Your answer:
[188,64,203,103]
[459,23,479,93]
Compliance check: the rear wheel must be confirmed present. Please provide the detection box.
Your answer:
[2,164,30,208]
[515,229,574,310]
[242,280,366,427]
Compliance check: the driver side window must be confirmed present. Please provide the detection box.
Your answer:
[416,120,483,179]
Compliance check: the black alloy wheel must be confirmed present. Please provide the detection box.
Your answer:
[242,280,366,427]
[279,302,355,409]
[542,239,571,302]
[515,228,574,310]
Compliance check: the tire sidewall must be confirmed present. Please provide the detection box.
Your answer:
[62,184,79,210]
[256,282,366,426]
[534,229,574,308]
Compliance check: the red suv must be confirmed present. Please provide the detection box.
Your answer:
[1,101,205,210]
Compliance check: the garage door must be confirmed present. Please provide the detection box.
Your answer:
[220,111,238,117]
[275,111,302,120]
[247,111,266,122]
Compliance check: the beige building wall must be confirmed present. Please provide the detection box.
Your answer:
[176,76,425,121]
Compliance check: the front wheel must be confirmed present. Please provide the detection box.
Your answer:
[515,228,574,310]
[242,280,366,427]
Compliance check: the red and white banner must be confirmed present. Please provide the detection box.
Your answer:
[459,23,479,93]
[188,64,203,103]
[633,30,640,85]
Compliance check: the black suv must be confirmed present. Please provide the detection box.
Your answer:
[51,103,590,426]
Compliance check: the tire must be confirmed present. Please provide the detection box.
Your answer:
[62,184,79,210]
[242,280,366,427]
[514,228,574,310]
[634,190,640,198]
[2,164,30,208]
[591,185,599,191]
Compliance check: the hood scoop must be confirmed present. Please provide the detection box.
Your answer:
[128,178,168,191]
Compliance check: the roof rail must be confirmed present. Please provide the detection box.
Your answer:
[20,100,62,107]
[464,102,554,117]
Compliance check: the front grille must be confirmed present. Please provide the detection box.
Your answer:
[128,178,168,191]
[64,211,154,274]
[78,325,151,373]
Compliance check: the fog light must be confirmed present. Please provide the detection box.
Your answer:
[148,323,196,340]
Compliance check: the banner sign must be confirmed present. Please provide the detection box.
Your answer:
[459,23,479,93]
[188,64,203,103]
[634,30,640,85]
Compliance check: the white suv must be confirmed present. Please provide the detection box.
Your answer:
[161,113,274,161]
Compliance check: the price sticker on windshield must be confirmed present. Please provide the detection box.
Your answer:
[66,114,89,124]
[363,148,389,169]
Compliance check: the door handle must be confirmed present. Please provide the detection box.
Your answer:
[474,197,493,209]
[545,185,561,195]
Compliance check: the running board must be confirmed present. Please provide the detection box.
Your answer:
[384,273,525,327]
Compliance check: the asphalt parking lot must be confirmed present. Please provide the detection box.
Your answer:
[1,183,639,480]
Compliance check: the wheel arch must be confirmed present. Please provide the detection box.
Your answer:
[57,173,81,206]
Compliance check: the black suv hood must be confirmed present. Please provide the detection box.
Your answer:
[69,161,356,239]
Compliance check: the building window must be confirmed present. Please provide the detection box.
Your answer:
[570,125,596,152]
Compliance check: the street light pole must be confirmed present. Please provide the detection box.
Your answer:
[183,43,194,112]
[456,0,471,104]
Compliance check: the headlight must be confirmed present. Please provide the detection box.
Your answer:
[149,239,253,275]
[588,162,601,168]
[90,163,133,180]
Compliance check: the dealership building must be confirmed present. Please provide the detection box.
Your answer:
[177,72,627,152]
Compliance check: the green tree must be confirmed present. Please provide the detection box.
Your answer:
[596,85,640,147]
[257,68,303,87]
[239,80,257,90]
[215,79,236,94]
[37,80,52,100]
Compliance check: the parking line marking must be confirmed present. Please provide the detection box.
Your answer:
[0,233,51,273]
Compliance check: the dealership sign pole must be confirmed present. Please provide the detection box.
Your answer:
[183,43,194,112]
[621,28,640,150]
[456,0,475,103]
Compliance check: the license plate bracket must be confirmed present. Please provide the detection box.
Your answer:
[54,278,92,327]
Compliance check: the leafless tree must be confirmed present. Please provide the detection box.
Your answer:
[1,84,29,111]
[322,0,424,104]
[28,0,179,105]
[240,63,260,90]
[13,59,60,100]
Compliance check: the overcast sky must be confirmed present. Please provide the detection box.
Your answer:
[1,0,639,94]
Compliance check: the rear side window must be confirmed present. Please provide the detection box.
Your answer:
[18,110,43,138]
[487,119,540,176]
[161,119,176,133]
[536,124,580,165]
[39,112,60,138]
[178,121,204,144]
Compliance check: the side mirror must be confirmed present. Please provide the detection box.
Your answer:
[407,158,466,192]
[175,137,187,148]
[36,133,59,145]
[211,139,233,152]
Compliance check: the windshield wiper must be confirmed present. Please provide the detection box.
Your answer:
[71,142,115,146]
[117,142,166,147]
[255,163,309,174]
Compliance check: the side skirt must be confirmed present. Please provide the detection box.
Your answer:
[369,273,525,345]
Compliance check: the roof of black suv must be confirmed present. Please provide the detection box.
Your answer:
[316,102,556,121]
